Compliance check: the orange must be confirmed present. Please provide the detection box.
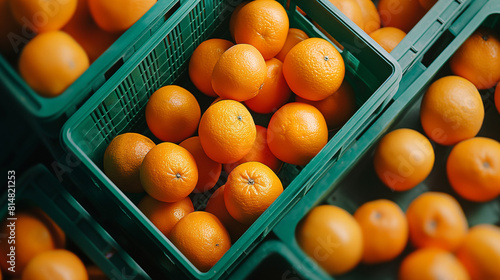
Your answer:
[406,192,468,252]
[224,162,283,225]
[9,0,77,33]
[369,27,406,53]
[140,142,198,203]
[353,199,408,264]
[419,0,438,10]
[21,249,87,280]
[233,0,289,59]
[373,128,435,191]
[244,58,292,114]
[224,125,282,175]
[30,208,66,249]
[85,265,107,280]
[179,136,222,193]
[420,76,484,146]
[352,0,380,34]
[205,185,248,242]
[103,132,156,193]
[449,27,500,90]
[275,28,309,62]
[138,195,194,237]
[189,38,234,97]
[296,205,363,276]
[378,0,427,33]
[198,100,256,164]
[328,0,365,31]
[295,80,357,130]
[228,1,249,40]
[18,30,89,98]
[398,247,470,280]
[456,224,500,280]
[0,0,22,54]
[88,0,156,33]
[267,102,328,166]
[145,85,201,143]
[283,38,345,101]
[211,44,267,101]
[496,81,500,114]
[0,212,62,276]
[169,211,231,272]
[446,137,500,202]
[63,0,120,63]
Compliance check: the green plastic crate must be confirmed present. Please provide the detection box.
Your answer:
[0,0,183,139]
[273,1,500,279]
[0,164,151,279]
[61,0,401,278]
[230,240,320,280]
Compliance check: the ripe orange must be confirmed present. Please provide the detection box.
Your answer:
[205,185,248,242]
[179,136,222,193]
[18,31,89,98]
[169,211,231,272]
[398,247,470,280]
[211,44,267,101]
[419,0,438,10]
[446,137,500,202]
[420,76,484,146]
[495,82,500,114]
[296,205,363,276]
[224,125,282,175]
[88,0,156,33]
[189,38,234,97]
[267,102,328,166]
[0,212,62,276]
[9,0,77,33]
[456,224,500,280]
[103,132,156,193]
[224,162,283,225]
[373,128,435,191]
[63,0,120,63]
[353,199,408,264]
[353,0,380,34]
[283,38,345,101]
[198,100,256,164]
[21,249,87,280]
[140,142,198,203]
[138,195,194,236]
[30,208,66,249]
[86,265,107,280]
[369,27,406,53]
[378,0,427,33]
[406,192,468,252]
[145,85,201,143]
[328,0,365,31]
[244,58,291,114]
[275,28,309,62]
[233,0,289,59]
[295,80,357,130]
[449,27,500,90]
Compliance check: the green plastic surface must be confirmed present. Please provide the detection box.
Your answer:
[0,0,183,138]
[273,1,500,279]
[0,164,151,279]
[61,0,401,278]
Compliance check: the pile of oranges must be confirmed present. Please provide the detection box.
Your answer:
[320,0,434,53]
[101,0,357,272]
[0,0,156,97]
[296,25,500,279]
[0,208,105,279]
